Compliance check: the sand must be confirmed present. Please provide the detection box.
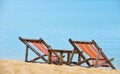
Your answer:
[0,60,120,74]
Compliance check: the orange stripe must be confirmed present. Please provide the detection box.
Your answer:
[85,44,101,65]
[41,43,49,52]
[90,44,106,65]
[32,42,47,54]
[32,42,55,60]
[85,44,98,58]
[76,43,96,65]
[85,44,99,65]
[75,43,108,66]
[76,43,93,58]
[37,43,48,54]
[37,43,56,60]
[90,44,98,53]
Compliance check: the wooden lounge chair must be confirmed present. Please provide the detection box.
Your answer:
[19,37,59,63]
[68,39,116,69]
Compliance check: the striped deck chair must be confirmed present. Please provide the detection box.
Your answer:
[19,37,59,63]
[68,39,116,69]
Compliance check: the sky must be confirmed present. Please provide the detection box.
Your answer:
[0,0,120,69]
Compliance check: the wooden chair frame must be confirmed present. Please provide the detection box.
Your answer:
[19,37,59,63]
[68,38,116,69]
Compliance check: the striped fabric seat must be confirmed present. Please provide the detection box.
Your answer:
[32,42,57,61]
[69,39,116,69]
[74,42,107,66]
[19,37,58,63]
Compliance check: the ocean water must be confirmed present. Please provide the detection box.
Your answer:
[0,24,120,69]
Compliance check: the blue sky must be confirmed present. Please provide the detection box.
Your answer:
[0,0,120,69]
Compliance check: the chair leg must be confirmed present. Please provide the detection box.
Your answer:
[68,49,75,64]
[78,54,81,63]
[67,53,71,64]
[25,46,28,62]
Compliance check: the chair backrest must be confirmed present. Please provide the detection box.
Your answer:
[74,41,105,65]
[69,39,107,66]
[32,42,57,60]
[19,37,57,61]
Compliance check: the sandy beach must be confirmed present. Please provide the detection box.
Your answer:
[0,60,120,74]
